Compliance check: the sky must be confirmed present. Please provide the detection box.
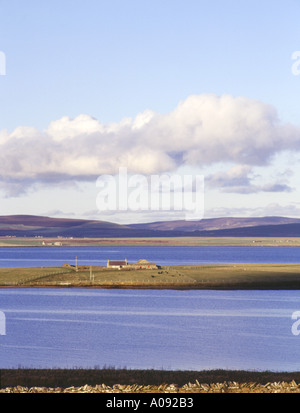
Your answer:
[1,0,300,224]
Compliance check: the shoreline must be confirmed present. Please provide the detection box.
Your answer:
[2,283,300,290]
[1,368,300,393]
[1,236,300,247]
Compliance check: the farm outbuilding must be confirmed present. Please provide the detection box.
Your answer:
[128,259,158,269]
[106,258,159,270]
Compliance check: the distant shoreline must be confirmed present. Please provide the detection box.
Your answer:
[1,236,300,247]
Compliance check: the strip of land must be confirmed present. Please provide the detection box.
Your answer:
[0,263,300,289]
[1,368,300,393]
[1,236,300,246]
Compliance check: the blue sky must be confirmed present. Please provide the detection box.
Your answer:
[1,0,300,223]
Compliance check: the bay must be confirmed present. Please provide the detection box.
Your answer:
[0,288,300,372]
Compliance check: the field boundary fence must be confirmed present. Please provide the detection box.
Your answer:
[0,269,73,286]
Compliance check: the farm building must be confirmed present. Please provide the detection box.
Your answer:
[107,259,127,269]
[106,258,159,270]
[128,259,158,269]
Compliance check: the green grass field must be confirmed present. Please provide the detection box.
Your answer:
[0,263,300,289]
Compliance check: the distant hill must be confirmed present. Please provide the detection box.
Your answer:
[0,215,151,238]
[186,222,300,237]
[128,216,300,232]
[0,215,299,237]
[129,216,300,238]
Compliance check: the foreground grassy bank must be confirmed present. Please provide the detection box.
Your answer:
[0,263,300,289]
[0,369,300,391]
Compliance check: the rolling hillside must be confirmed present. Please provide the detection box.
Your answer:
[128,216,300,232]
[0,215,299,237]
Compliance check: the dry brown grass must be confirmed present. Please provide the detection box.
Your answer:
[0,264,300,289]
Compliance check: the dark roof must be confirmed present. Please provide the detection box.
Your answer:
[108,260,127,266]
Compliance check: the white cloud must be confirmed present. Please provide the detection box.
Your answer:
[153,94,300,165]
[206,164,253,188]
[0,94,299,196]
[206,164,294,194]
[47,115,105,142]
[205,202,300,219]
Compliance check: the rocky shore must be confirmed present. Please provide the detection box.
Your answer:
[1,369,300,393]
[1,380,300,393]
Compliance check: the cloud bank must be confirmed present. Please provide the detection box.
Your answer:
[1,94,300,195]
[206,164,294,194]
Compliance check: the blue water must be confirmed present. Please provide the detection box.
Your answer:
[0,245,299,267]
[0,288,300,371]
[0,246,300,371]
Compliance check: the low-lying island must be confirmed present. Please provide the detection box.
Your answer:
[0,263,300,289]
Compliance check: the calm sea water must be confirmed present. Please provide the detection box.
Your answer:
[0,246,300,371]
[0,245,299,267]
[0,288,300,371]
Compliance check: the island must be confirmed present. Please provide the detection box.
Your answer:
[1,262,300,289]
